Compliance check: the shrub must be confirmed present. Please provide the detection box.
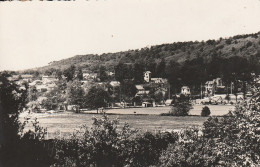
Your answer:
[54,115,179,167]
[158,101,260,167]
[159,128,220,167]
[161,95,192,116]
[201,106,210,116]
[169,102,191,116]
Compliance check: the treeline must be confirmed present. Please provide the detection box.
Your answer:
[114,54,260,94]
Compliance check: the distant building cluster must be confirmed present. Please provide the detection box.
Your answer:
[7,68,260,110]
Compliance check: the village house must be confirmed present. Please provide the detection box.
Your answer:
[151,78,168,84]
[29,80,42,86]
[8,74,33,83]
[35,82,57,92]
[109,81,120,87]
[36,85,48,92]
[144,71,152,82]
[204,78,225,96]
[144,71,168,84]
[181,86,191,95]
[8,75,19,81]
[107,71,115,77]
[42,75,58,83]
[82,72,90,80]
[135,85,150,97]
[16,74,34,82]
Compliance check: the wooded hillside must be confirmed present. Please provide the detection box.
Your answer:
[34,32,260,72]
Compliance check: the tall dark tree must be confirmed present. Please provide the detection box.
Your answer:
[42,87,66,110]
[145,58,157,77]
[75,68,83,81]
[0,72,27,144]
[0,72,53,166]
[114,63,128,83]
[85,86,110,113]
[166,60,181,94]
[63,65,76,82]
[98,66,108,82]
[66,80,85,108]
[55,69,63,80]
[156,58,166,78]
[27,86,38,102]
[133,61,144,84]
[121,80,137,103]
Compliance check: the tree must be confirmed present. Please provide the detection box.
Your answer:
[75,68,83,81]
[0,72,53,166]
[32,71,40,79]
[156,58,166,78]
[115,62,128,83]
[63,65,76,82]
[201,106,210,116]
[66,80,85,109]
[149,88,165,104]
[85,86,110,113]
[166,60,181,94]
[145,58,157,76]
[120,80,137,104]
[133,61,144,84]
[98,66,108,82]
[0,72,27,143]
[54,114,179,167]
[225,94,231,103]
[27,85,38,102]
[42,87,66,110]
[162,94,192,116]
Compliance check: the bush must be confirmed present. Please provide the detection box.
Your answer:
[161,95,192,116]
[54,115,179,167]
[201,106,210,116]
[158,100,260,167]
[170,102,191,116]
[159,128,220,167]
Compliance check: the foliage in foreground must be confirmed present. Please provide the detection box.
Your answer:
[158,104,260,166]
[53,115,179,167]
[0,72,55,167]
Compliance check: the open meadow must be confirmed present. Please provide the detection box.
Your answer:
[21,104,235,139]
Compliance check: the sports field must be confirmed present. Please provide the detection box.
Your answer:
[21,104,234,139]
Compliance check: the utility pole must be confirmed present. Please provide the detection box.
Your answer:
[168,84,171,99]
[231,82,233,94]
[200,83,202,99]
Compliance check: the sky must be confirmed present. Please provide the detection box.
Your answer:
[0,0,260,71]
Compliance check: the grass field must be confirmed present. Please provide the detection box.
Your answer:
[103,105,235,116]
[21,104,234,139]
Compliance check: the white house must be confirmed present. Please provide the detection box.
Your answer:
[151,78,168,84]
[42,76,57,83]
[21,74,33,82]
[205,78,224,96]
[181,86,191,95]
[29,80,42,86]
[144,71,168,84]
[83,73,90,79]
[110,81,120,87]
[135,85,149,96]
[144,71,152,82]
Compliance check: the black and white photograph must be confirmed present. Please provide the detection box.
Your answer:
[0,0,260,166]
